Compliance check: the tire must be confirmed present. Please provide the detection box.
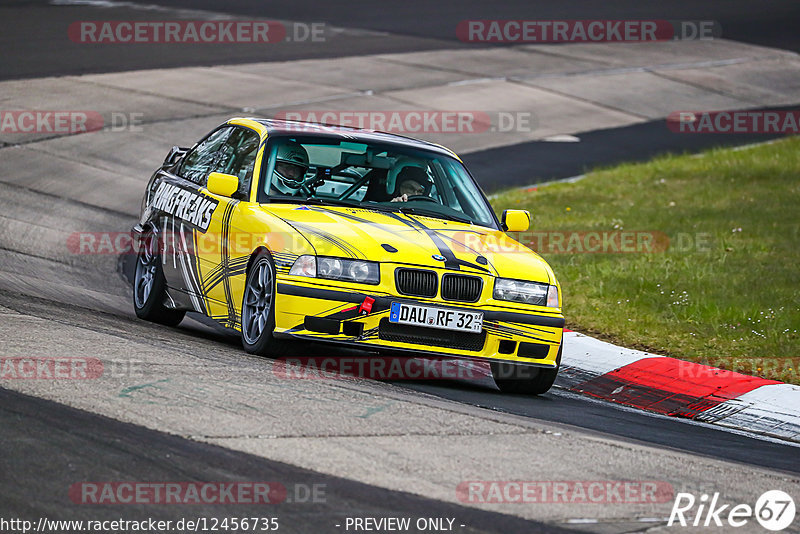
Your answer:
[133,232,185,326]
[240,251,289,356]
[491,341,562,395]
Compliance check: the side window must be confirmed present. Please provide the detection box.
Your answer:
[179,127,232,185]
[214,128,260,199]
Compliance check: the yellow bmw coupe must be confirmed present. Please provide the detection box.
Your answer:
[133,118,564,394]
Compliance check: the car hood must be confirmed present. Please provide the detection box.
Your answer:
[262,204,553,284]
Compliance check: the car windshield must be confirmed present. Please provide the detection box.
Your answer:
[258,135,498,228]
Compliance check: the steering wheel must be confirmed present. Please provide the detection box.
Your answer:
[299,174,325,196]
[405,195,438,203]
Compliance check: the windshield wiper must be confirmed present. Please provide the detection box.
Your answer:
[397,206,472,224]
[303,197,362,208]
[265,196,360,208]
[266,196,469,222]
[305,198,404,214]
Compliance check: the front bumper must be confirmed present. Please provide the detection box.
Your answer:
[273,281,564,368]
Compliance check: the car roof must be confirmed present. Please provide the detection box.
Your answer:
[227,117,460,159]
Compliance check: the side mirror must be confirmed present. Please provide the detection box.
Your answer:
[163,146,188,166]
[207,172,239,198]
[501,209,530,232]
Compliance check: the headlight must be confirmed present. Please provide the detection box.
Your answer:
[494,278,558,307]
[318,257,343,279]
[289,255,380,285]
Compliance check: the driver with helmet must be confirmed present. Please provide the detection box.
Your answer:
[390,166,433,202]
[269,141,309,195]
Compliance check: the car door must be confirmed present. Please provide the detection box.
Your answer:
[155,125,234,313]
[194,126,263,329]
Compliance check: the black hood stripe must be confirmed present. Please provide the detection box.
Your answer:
[282,205,488,273]
[399,213,493,272]
[289,221,365,259]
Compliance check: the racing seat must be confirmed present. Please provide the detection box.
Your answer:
[362,170,391,202]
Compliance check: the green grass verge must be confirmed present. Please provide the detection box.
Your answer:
[493,137,800,384]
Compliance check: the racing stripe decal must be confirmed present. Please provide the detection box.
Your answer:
[219,199,239,329]
[208,313,241,330]
[308,206,494,274]
[484,321,553,337]
[202,256,249,292]
[482,323,553,344]
[287,221,366,259]
[170,217,202,312]
[277,283,563,328]
[305,207,436,248]
[372,211,459,270]
[394,212,491,272]
[356,326,379,341]
[190,227,211,315]
[438,231,498,276]
[177,222,206,314]
[272,251,299,274]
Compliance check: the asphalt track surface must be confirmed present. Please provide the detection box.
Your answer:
[461,109,793,188]
[397,382,800,475]
[2,0,799,80]
[102,253,800,478]
[0,387,573,534]
[2,1,800,533]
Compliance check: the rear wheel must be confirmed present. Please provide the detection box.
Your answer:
[133,233,185,326]
[241,251,288,356]
[492,342,562,395]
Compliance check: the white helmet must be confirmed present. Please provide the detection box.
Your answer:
[387,157,425,196]
[271,142,309,195]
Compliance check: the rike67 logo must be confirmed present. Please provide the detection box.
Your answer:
[669,490,795,531]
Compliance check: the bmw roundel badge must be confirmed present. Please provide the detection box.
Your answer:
[432,254,446,261]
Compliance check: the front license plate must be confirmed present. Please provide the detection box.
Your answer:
[389,302,483,333]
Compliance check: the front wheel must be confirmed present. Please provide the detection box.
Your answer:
[491,342,562,395]
[241,252,288,356]
[133,233,185,326]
